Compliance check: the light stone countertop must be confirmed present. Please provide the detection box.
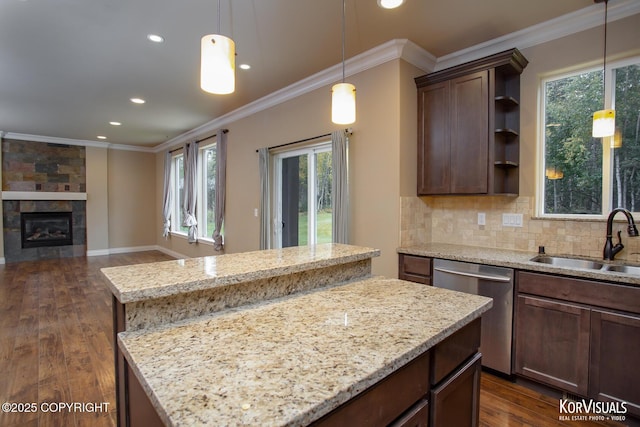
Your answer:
[101,243,380,304]
[398,243,640,286]
[118,277,492,427]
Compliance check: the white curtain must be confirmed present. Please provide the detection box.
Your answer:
[258,147,270,249]
[332,130,349,244]
[183,141,198,243]
[212,130,227,251]
[162,151,173,237]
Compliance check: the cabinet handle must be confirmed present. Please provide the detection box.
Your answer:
[434,267,512,282]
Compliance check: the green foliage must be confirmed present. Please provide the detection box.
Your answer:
[544,63,640,214]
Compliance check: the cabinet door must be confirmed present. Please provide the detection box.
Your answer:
[418,81,450,195]
[514,295,590,396]
[449,71,488,194]
[430,353,481,427]
[590,309,640,417]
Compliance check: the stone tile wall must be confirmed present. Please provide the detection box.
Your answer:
[400,196,640,263]
[2,139,86,192]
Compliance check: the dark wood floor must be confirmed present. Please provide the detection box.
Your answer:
[0,252,629,427]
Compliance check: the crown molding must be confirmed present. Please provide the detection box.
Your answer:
[2,132,155,152]
[154,39,434,153]
[435,0,640,71]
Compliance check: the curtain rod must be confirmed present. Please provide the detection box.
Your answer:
[256,128,351,153]
[169,129,228,154]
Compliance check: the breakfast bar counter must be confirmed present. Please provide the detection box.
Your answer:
[101,244,492,426]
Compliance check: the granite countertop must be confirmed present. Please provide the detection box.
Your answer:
[118,277,492,427]
[101,243,380,304]
[398,243,640,286]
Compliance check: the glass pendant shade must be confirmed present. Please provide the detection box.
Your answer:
[331,83,356,125]
[200,34,235,94]
[545,167,564,180]
[592,109,615,137]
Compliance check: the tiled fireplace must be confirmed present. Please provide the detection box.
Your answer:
[3,200,86,262]
[2,138,87,262]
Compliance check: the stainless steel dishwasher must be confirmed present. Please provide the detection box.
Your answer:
[432,258,514,375]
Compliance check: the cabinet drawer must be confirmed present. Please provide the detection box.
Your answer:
[312,351,431,427]
[517,271,640,314]
[399,255,432,284]
[390,398,429,427]
[431,318,481,385]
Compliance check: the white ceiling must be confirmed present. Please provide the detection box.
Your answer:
[0,0,631,148]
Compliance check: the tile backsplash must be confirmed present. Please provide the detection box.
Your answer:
[400,196,640,263]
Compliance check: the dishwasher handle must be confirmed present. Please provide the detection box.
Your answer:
[433,267,512,283]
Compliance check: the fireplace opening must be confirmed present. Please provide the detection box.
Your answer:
[21,212,73,249]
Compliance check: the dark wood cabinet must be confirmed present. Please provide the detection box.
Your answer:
[398,254,432,285]
[430,353,481,427]
[415,49,527,196]
[514,294,590,396]
[515,271,640,418]
[590,309,640,416]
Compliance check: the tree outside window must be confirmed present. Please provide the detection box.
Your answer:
[542,60,640,216]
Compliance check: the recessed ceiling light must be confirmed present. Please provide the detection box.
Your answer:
[377,0,404,9]
[130,98,146,104]
[147,34,164,43]
[239,64,251,70]
[109,121,122,126]
[97,135,107,140]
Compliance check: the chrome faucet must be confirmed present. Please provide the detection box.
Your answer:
[603,208,639,261]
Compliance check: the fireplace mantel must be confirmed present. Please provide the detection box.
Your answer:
[1,191,87,201]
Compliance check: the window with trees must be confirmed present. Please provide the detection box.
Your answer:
[272,142,332,248]
[541,58,640,216]
[171,142,218,239]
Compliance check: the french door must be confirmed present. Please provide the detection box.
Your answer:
[272,142,332,248]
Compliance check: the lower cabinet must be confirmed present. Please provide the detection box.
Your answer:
[590,309,640,416]
[515,271,640,418]
[514,294,590,396]
[430,353,481,427]
[314,318,482,427]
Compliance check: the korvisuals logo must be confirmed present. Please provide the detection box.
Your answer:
[558,399,627,423]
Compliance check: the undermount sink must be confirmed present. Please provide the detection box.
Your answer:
[530,255,640,276]
[603,264,640,275]
[530,255,604,270]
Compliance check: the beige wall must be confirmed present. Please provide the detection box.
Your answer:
[157,59,426,277]
[107,149,157,249]
[401,13,640,263]
[86,146,109,253]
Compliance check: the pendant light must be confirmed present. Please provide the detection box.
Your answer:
[201,0,235,95]
[332,0,356,125]
[592,0,614,138]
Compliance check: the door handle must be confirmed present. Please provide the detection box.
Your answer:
[433,267,511,282]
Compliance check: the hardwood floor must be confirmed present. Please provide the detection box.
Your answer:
[0,252,173,427]
[0,252,631,427]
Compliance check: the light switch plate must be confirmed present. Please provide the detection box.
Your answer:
[478,212,486,226]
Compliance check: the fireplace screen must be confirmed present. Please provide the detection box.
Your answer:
[21,212,73,249]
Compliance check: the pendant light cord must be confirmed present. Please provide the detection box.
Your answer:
[341,0,346,83]
[602,0,608,100]
[217,0,221,34]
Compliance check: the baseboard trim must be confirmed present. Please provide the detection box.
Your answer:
[86,245,188,259]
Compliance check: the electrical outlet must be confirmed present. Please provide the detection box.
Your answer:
[502,213,523,227]
[478,212,486,226]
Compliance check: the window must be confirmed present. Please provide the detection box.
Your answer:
[170,142,218,240]
[272,142,332,248]
[540,58,640,216]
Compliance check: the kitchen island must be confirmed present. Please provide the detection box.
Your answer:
[102,244,492,426]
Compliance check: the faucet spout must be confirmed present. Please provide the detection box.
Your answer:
[603,208,639,261]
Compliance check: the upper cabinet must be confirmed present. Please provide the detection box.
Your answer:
[415,49,528,196]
